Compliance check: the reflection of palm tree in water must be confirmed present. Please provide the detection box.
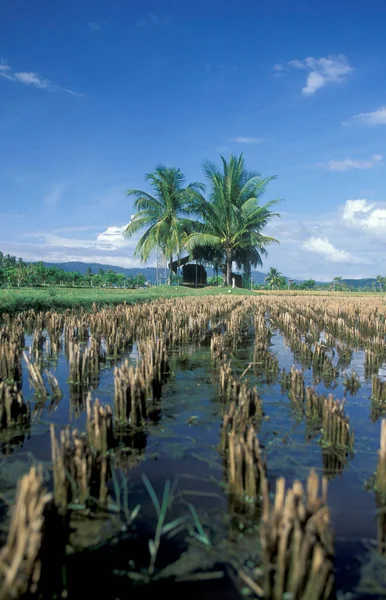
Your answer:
[376,492,386,555]
[1,429,30,455]
[375,420,386,554]
[0,383,30,454]
[322,449,350,481]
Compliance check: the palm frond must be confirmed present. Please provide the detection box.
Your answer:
[186,232,221,252]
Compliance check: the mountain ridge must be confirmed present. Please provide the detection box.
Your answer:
[35,261,270,283]
[31,261,378,288]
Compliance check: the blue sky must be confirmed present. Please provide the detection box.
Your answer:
[2,0,386,280]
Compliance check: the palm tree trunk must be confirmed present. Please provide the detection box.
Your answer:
[226,250,232,286]
[244,262,251,288]
[169,254,173,285]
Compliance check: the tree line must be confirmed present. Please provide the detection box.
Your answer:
[0,253,146,289]
[262,270,386,292]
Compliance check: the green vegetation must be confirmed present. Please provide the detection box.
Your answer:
[0,285,252,315]
[264,266,286,289]
[0,252,147,289]
[125,154,281,286]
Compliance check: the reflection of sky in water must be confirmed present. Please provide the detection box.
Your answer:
[3,320,386,592]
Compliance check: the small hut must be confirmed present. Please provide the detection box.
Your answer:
[182,263,207,285]
[168,256,207,287]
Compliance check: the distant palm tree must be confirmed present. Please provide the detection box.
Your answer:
[125,166,203,284]
[376,274,384,292]
[332,276,343,291]
[264,267,286,290]
[186,154,280,286]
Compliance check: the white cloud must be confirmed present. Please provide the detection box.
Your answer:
[230,136,263,144]
[351,106,386,125]
[0,60,80,95]
[3,221,153,269]
[283,55,353,95]
[323,154,382,171]
[302,237,356,263]
[263,202,380,280]
[96,224,132,248]
[342,198,386,237]
[88,21,100,31]
[27,222,136,252]
[302,71,325,95]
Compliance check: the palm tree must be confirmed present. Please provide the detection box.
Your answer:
[186,154,280,286]
[125,166,203,284]
[264,267,286,290]
[332,276,343,291]
[376,275,384,292]
[234,245,268,284]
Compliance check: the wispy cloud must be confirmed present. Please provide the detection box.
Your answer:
[43,183,68,207]
[52,225,100,234]
[26,223,135,252]
[230,136,264,144]
[350,106,386,125]
[0,60,81,96]
[0,242,146,270]
[320,154,383,171]
[136,13,170,27]
[88,21,100,32]
[273,55,352,95]
[271,63,287,78]
[13,222,147,269]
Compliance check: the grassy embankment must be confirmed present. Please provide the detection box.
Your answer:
[0,285,252,314]
[0,286,381,315]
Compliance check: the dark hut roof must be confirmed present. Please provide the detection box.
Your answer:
[168,255,192,274]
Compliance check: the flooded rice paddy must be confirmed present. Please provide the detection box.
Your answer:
[0,294,386,598]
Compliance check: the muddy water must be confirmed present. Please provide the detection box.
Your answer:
[1,320,385,599]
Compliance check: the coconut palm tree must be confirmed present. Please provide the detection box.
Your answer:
[265,267,286,290]
[186,154,280,286]
[125,166,203,284]
[234,245,268,284]
[376,275,384,292]
[332,276,343,291]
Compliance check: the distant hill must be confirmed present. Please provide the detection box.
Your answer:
[38,261,271,284]
[35,261,378,288]
[40,261,159,282]
[341,278,378,289]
